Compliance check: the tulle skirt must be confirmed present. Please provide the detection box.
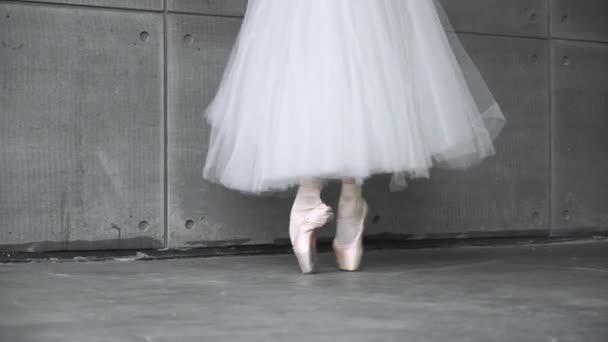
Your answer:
[202,0,507,195]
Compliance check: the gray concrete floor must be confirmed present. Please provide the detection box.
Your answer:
[1,241,607,342]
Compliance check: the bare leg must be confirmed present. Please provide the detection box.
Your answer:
[291,178,323,210]
[335,177,366,245]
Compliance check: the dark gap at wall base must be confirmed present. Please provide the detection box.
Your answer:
[2,231,606,263]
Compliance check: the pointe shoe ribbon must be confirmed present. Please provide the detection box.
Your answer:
[290,203,334,252]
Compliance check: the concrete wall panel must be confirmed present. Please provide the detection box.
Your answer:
[167,11,550,247]
[551,40,608,233]
[0,3,164,251]
[14,0,163,11]
[167,0,246,17]
[551,0,608,42]
[360,35,550,240]
[1,1,606,252]
[439,0,548,38]
[167,14,294,248]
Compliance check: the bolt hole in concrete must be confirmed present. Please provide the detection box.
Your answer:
[562,210,571,221]
[139,31,149,42]
[184,34,194,46]
[561,15,569,23]
[185,220,195,230]
[529,12,537,23]
[138,221,149,231]
[562,56,570,66]
[531,54,539,64]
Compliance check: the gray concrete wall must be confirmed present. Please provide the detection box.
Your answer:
[0,0,607,252]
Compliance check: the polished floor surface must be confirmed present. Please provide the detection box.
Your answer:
[1,240,607,342]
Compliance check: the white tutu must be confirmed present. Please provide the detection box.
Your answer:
[202,0,507,194]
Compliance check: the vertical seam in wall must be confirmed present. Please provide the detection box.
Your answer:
[547,0,554,236]
[162,0,169,248]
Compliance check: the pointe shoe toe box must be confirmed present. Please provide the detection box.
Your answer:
[333,240,363,271]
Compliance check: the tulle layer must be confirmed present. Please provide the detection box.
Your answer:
[202,0,507,194]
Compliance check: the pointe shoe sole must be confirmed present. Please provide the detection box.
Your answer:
[333,201,368,272]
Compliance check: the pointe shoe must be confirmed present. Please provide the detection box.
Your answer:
[333,199,368,271]
[289,203,334,274]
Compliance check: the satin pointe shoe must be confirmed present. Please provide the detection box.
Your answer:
[333,199,368,271]
[289,203,334,274]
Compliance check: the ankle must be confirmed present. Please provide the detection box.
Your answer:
[337,196,365,217]
[293,179,324,211]
[339,180,362,202]
[291,196,323,210]
[339,194,362,203]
